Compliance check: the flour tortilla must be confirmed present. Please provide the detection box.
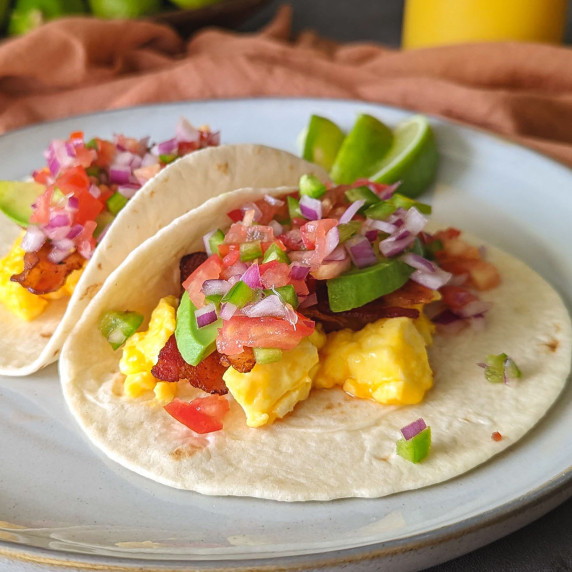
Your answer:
[0,145,328,376]
[60,186,572,501]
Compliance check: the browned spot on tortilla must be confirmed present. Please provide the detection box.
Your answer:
[373,456,390,463]
[544,338,559,352]
[150,190,155,197]
[216,161,229,175]
[40,332,53,339]
[52,349,59,358]
[97,263,102,270]
[79,283,101,302]
[170,446,202,461]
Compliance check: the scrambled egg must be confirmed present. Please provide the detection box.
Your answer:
[119,295,178,402]
[313,316,433,405]
[223,337,321,428]
[0,235,84,321]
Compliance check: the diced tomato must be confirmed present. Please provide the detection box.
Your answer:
[279,229,304,251]
[29,186,54,224]
[222,249,240,267]
[56,166,90,195]
[216,315,315,355]
[177,141,199,155]
[300,219,338,267]
[133,164,160,184]
[218,243,239,257]
[93,139,116,169]
[33,168,52,186]
[227,209,243,223]
[182,254,224,307]
[74,145,97,168]
[259,261,290,288]
[440,285,479,313]
[75,188,105,225]
[439,258,501,291]
[254,197,288,225]
[164,396,229,434]
[69,130,84,142]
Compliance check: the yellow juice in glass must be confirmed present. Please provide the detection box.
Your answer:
[402,0,568,49]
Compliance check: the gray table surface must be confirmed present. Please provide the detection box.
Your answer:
[239,2,572,571]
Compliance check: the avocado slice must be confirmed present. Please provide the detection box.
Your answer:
[175,292,222,366]
[0,180,45,226]
[326,260,413,313]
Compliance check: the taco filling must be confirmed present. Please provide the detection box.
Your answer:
[0,118,219,321]
[107,176,502,433]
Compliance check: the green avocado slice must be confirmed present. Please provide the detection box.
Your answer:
[0,180,45,226]
[175,292,222,367]
[326,260,413,313]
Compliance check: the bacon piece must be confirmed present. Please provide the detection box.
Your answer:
[10,243,84,295]
[151,335,228,395]
[179,252,208,284]
[219,348,256,373]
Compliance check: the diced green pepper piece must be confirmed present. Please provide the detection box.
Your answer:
[106,192,129,216]
[51,187,65,206]
[205,293,223,309]
[262,243,290,264]
[99,310,144,350]
[159,153,177,164]
[94,210,115,239]
[85,166,104,178]
[239,241,263,262]
[299,174,327,199]
[253,347,283,364]
[175,292,221,366]
[287,196,302,220]
[264,285,299,308]
[344,186,381,209]
[337,221,362,243]
[365,200,398,221]
[85,138,98,150]
[482,353,522,384]
[391,193,432,215]
[424,238,443,260]
[222,281,256,308]
[208,229,225,256]
[396,427,431,463]
[327,260,413,312]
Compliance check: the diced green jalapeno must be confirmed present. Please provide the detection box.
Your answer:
[208,229,225,256]
[365,200,397,220]
[262,243,290,264]
[424,238,443,259]
[396,427,431,463]
[99,311,144,350]
[337,221,362,243]
[481,353,522,384]
[85,138,98,149]
[159,153,177,164]
[239,241,263,262]
[287,196,302,220]
[94,211,115,239]
[391,193,432,215]
[222,281,255,308]
[264,285,299,308]
[253,347,283,364]
[299,174,327,199]
[344,186,381,209]
[205,293,223,309]
[85,166,103,178]
[106,192,129,215]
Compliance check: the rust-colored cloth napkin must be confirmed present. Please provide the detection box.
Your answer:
[1,6,572,167]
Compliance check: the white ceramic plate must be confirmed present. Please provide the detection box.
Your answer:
[0,99,570,572]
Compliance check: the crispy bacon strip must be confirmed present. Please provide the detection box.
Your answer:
[10,244,84,295]
[151,334,228,395]
[179,252,208,284]
[219,348,256,373]
[304,282,430,333]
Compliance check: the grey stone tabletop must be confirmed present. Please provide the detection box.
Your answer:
[239,2,572,571]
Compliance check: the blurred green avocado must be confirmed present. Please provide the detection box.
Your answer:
[169,0,227,8]
[8,0,87,35]
[88,0,161,18]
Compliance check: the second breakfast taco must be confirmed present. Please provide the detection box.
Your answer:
[60,178,571,501]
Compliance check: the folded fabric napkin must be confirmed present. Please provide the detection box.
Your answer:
[1,6,571,166]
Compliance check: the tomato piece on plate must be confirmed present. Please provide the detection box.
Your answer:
[164,396,230,434]
[216,314,315,355]
[182,254,224,307]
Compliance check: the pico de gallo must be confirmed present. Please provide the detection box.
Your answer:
[8,118,219,299]
[103,174,502,434]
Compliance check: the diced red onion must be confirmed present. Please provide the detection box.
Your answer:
[366,218,398,234]
[201,279,231,297]
[269,219,284,237]
[21,226,46,252]
[455,299,493,318]
[52,238,75,252]
[202,229,217,255]
[66,196,79,212]
[298,292,318,309]
[206,131,221,146]
[324,245,347,262]
[401,418,427,440]
[410,268,452,290]
[379,230,415,257]
[375,181,401,200]
[345,236,378,268]
[88,184,101,199]
[175,118,200,143]
[403,207,428,235]
[195,303,218,328]
[324,226,340,258]
[289,264,310,280]
[48,213,71,228]
[401,252,437,273]
[117,184,140,199]
[240,263,262,289]
[48,246,73,264]
[67,224,84,240]
[242,295,289,319]
[241,202,262,223]
[220,302,238,321]
[299,195,322,220]
[141,152,159,167]
[109,165,131,185]
[152,138,178,156]
[264,194,285,207]
[338,199,365,224]
[224,261,248,278]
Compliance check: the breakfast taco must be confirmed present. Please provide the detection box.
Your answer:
[60,178,571,501]
[0,126,327,376]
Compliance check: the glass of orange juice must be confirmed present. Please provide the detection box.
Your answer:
[402,0,569,49]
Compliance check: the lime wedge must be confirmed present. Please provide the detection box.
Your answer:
[371,115,439,199]
[330,114,393,184]
[0,181,45,226]
[8,0,86,35]
[300,115,345,172]
[88,0,161,18]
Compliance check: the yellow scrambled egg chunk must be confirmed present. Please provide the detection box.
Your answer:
[0,235,86,320]
[119,296,178,400]
[223,338,320,428]
[313,317,433,405]
[0,236,48,320]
